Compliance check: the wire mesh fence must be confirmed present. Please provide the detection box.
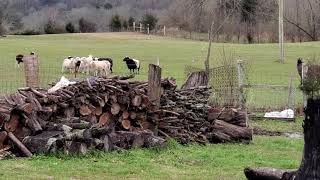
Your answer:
[0,56,92,96]
[185,63,303,114]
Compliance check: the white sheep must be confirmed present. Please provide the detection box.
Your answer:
[80,55,94,74]
[89,60,111,77]
[62,58,76,73]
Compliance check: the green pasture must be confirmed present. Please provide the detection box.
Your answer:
[0,33,310,179]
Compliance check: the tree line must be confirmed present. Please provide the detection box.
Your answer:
[0,0,320,43]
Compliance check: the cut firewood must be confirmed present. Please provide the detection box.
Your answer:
[13,103,33,114]
[130,112,137,120]
[122,111,129,119]
[99,113,111,126]
[132,95,142,107]
[94,106,103,116]
[4,114,20,132]
[80,105,92,116]
[64,107,75,120]
[0,75,251,157]
[7,132,33,157]
[111,103,120,115]
[110,95,117,103]
[122,119,131,130]
[0,131,8,149]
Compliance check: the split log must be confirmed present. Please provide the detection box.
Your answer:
[4,114,20,132]
[181,71,208,90]
[23,113,42,134]
[13,103,33,114]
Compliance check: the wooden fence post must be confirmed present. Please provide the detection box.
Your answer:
[148,64,162,109]
[147,24,150,35]
[163,26,166,36]
[24,55,39,88]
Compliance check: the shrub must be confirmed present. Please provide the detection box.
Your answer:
[65,22,75,33]
[104,3,113,10]
[79,18,97,33]
[128,17,135,27]
[44,20,65,34]
[14,30,41,35]
[122,20,128,30]
[110,15,122,32]
[0,24,5,36]
[142,13,158,31]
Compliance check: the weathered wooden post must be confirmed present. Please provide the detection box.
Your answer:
[163,26,166,36]
[23,55,39,88]
[147,24,150,35]
[148,64,162,109]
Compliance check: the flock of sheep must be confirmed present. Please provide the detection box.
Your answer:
[62,55,141,76]
[16,52,141,77]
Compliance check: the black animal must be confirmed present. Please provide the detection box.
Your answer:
[16,52,36,67]
[123,56,140,74]
[297,58,303,84]
[98,58,113,73]
[16,54,24,65]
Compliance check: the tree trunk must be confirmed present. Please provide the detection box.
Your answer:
[296,99,320,179]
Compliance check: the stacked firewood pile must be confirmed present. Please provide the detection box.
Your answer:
[158,87,251,144]
[0,76,252,158]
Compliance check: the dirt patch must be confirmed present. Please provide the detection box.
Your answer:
[253,127,303,139]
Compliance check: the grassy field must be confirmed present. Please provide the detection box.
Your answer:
[0,137,302,180]
[0,32,313,108]
[0,32,319,86]
[0,33,310,179]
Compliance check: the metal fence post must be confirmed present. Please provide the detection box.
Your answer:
[302,62,308,108]
[287,74,295,110]
[237,60,245,109]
